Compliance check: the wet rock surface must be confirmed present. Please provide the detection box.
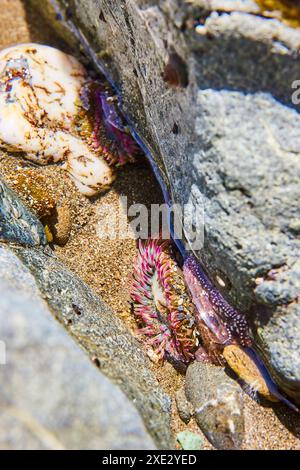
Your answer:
[0,244,156,449]
[31,0,300,400]
[185,361,245,449]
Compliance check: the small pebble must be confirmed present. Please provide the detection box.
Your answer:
[185,361,245,450]
[176,431,203,450]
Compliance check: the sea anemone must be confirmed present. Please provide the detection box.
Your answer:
[0,44,138,196]
[130,239,252,366]
[86,82,139,166]
[130,238,199,364]
[183,254,252,350]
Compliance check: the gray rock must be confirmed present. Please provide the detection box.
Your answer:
[185,361,245,450]
[0,245,155,449]
[0,177,47,246]
[30,0,300,401]
[175,387,192,424]
[0,244,172,449]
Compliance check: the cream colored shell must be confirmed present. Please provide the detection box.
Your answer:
[0,43,114,196]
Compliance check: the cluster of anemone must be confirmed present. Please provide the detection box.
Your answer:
[130,238,252,366]
[130,239,300,410]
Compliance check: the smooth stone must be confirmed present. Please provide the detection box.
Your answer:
[0,244,173,449]
[175,387,192,424]
[0,245,155,449]
[185,362,245,450]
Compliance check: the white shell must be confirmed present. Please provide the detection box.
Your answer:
[0,43,114,196]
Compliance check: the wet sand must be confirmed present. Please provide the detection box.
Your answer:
[0,0,299,450]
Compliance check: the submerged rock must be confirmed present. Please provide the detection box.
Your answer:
[6,169,56,219]
[31,0,300,401]
[185,361,245,449]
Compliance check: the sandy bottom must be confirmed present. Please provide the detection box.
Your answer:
[0,0,300,450]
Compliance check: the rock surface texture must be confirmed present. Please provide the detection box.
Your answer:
[0,241,172,449]
[31,0,300,401]
[0,244,157,449]
[185,361,245,449]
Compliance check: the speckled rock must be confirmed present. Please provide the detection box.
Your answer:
[0,176,47,246]
[185,361,245,449]
[30,0,300,402]
[0,244,156,449]
[0,243,172,449]
[175,387,192,424]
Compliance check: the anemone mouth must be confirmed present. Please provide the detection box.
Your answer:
[152,270,168,313]
[130,238,199,364]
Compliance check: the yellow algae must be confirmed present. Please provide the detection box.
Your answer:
[44,224,54,243]
[224,345,279,402]
[7,170,56,219]
[256,0,300,28]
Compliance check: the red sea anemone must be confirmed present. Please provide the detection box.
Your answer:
[130,238,199,364]
[79,81,140,167]
[131,239,252,367]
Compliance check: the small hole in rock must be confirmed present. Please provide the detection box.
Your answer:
[172,122,180,134]
[92,357,101,368]
[99,10,106,22]
[163,52,189,88]
[65,7,73,19]
[72,303,82,315]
